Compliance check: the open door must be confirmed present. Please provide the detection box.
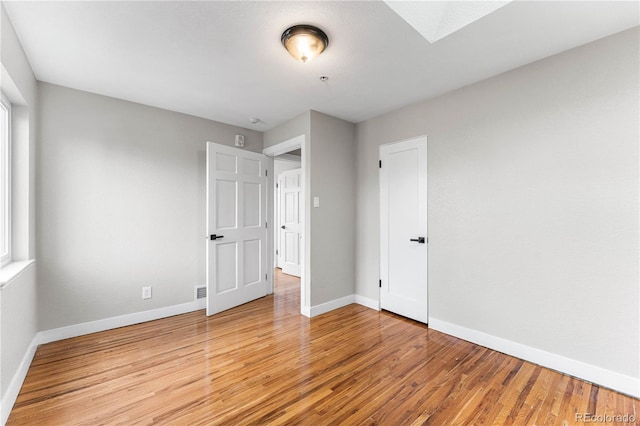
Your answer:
[279,168,302,277]
[206,142,268,315]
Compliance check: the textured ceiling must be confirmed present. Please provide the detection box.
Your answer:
[3,1,638,131]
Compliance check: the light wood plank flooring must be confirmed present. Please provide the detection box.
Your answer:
[8,270,639,425]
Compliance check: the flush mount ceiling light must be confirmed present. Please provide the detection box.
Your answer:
[281,25,329,63]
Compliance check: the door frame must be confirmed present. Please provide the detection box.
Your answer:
[263,134,310,316]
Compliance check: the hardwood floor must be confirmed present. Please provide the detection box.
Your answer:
[8,269,639,425]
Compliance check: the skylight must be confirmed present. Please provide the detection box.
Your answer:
[384,1,512,43]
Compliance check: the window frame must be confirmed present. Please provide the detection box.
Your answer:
[1,91,12,266]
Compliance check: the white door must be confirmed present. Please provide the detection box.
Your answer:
[280,168,301,277]
[206,142,268,315]
[380,136,428,323]
[275,175,283,268]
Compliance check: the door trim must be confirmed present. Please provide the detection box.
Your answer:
[263,135,310,316]
[263,135,304,157]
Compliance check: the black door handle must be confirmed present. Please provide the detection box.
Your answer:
[210,234,224,240]
[281,225,286,229]
[410,237,426,244]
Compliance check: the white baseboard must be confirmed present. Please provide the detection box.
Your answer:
[428,317,640,399]
[301,305,311,317]
[196,297,206,310]
[306,294,378,318]
[309,294,355,318]
[1,334,39,426]
[39,301,204,344]
[355,295,379,311]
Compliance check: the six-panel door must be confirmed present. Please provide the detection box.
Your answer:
[280,168,301,277]
[206,142,268,316]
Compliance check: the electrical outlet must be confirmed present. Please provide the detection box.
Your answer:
[142,286,152,299]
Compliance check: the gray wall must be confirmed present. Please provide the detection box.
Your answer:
[265,110,356,308]
[0,3,38,406]
[355,28,639,378]
[37,83,262,330]
[0,267,36,400]
[263,111,309,149]
[309,111,356,305]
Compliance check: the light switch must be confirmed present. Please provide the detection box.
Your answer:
[313,197,320,208]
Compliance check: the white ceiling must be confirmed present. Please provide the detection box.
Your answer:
[3,1,638,131]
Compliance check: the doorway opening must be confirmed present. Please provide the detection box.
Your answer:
[274,154,302,276]
[263,135,309,316]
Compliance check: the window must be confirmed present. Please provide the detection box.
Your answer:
[1,92,11,266]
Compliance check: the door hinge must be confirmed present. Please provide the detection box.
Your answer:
[276,249,278,255]
[265,170,268,177]
[276,183,279,188]
[379,279,382,288]
[266,221,268,228]
[379,160,382,168]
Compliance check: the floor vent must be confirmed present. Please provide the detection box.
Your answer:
[195,286,206,300]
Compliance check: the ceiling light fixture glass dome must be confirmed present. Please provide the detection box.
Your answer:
[281,25,329,63]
